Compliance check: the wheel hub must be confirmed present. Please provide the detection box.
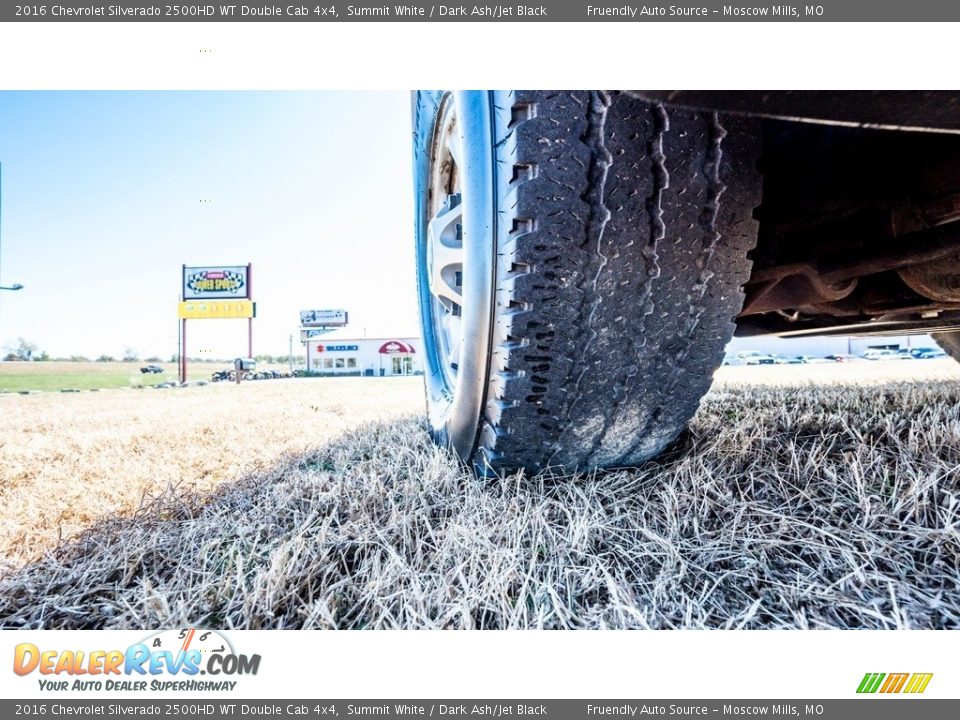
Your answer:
[427,97,466,389]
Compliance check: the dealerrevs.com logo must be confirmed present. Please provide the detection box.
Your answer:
[13,628,260,693]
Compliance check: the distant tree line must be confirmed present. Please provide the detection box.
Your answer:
[1,338,304,365]
[2,338,47,362]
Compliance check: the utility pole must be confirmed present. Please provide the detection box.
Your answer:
[289,334,293,374]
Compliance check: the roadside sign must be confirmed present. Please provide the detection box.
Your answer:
[183,265,251,300]
[178,300,255,319]
[178,263,255,385]
[300,327,335,342]
[300,309,348,327]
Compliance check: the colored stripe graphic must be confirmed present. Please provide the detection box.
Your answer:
[881,673,908,693]
[856,673,885,693]
[857,672,932,694]
[904,673,934,694]
[892,673,910,693]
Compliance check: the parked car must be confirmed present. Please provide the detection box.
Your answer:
[824,354,856,363]
[862,349,903,361]
[735,351,781,365]
[413,91,960,473]
[140,364,164,374]
[790,355,832,364]
[911,347,947,359]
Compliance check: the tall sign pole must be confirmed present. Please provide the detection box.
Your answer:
[180,264,187,384]
[181,317,188,384]
[179,264,254,385]
[177,292,183,383]
[247,263,253,359]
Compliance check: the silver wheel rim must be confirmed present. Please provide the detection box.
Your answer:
[416,90,496,463]
[427,95,465,392]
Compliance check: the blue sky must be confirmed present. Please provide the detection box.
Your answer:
[0,91,416,359]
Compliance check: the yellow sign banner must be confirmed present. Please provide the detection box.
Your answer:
[178,300,255,319]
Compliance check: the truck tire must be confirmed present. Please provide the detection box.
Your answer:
[933,332,960,362]
[413,90,762,474]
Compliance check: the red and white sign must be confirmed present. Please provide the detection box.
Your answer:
[378,340,416,354]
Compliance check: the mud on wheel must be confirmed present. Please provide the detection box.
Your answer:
[413,91,763,474]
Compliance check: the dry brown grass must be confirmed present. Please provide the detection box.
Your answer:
[1,362,958,629]
[0,378,422,570]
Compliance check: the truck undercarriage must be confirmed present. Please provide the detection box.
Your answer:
[633,91,960,339]
[741,119,960,338]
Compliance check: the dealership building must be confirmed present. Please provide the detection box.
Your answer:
[304,330,941,376]
[724,333,940,359]
[305,334,423,376]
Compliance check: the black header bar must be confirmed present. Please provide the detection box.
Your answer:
[4,1,960,22]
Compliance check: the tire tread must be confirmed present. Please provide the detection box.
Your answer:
[474,91,762,473]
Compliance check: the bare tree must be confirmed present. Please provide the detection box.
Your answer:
[2,337,38,361]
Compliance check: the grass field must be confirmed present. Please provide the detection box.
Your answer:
[0,360,297,392]
[0,361,177,392]
[1,361,958,629]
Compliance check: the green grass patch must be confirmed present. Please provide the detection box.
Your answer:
[0,362,176,392]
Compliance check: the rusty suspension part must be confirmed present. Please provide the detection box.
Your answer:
[740,220,960,316]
